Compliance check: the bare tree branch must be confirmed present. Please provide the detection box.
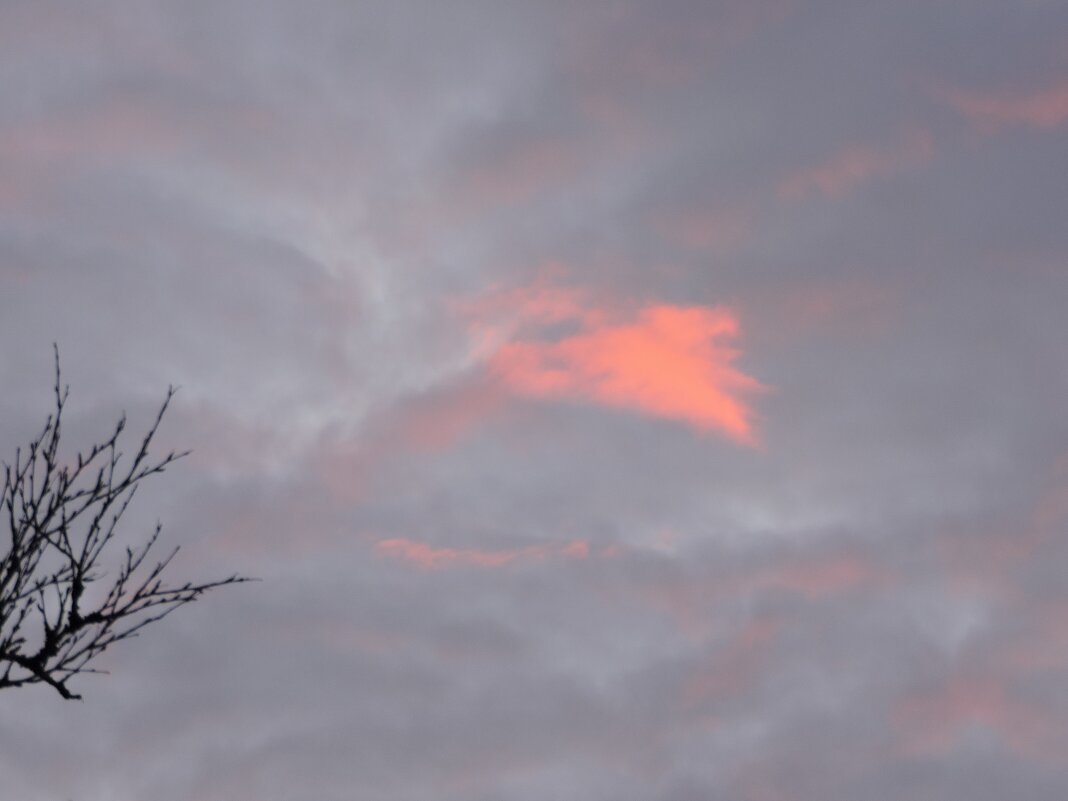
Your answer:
[0,347,251,700]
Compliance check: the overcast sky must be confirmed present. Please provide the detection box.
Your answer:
[2,2,1068,799]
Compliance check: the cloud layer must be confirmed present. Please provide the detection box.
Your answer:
[1,2,1067,800]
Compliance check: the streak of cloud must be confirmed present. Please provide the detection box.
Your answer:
[778,129,934,200]
[376,537,591,570]
[945,80,1068,131]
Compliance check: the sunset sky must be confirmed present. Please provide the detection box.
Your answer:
[2,2,1068,799]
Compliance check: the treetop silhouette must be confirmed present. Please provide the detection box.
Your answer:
[0,349,249,700]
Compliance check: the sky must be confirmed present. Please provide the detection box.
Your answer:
[1,1,1067,799]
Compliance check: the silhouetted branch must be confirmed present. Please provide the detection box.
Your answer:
[0,348,251,700]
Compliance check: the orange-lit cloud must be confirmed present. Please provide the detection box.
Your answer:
[945,80,1068,131]
[778,129,933,200]
[376,537,591,570]
[460,273,764,443]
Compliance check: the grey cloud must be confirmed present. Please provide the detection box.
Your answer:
[2,1,1067,799]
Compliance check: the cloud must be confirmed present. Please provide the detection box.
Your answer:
[944,81,1068,131]
[767,552,878,598]
[654,203,753,252]
[374,374,507,453]
[561,0,792,93]
[461,274,764,443]
[453,136,584,210]
[678,615,782,708]
[895,675,1059,761]
[778,129,933,200]
[634,546,885,641]
[376,537,591,570]
[4,3,1068,800]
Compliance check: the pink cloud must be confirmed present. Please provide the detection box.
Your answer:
[945,80,1068,131]
[778,129,933,200]
[376,537,592,571]
[895,675,1059,761]
[767,553,876,598]
[461,274,764,443]
[457,269,589,349]
[561,539,591,558]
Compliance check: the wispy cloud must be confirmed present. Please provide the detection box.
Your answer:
[944,80,1068,130]
[778,129,933,200]
[376,537,592,570]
